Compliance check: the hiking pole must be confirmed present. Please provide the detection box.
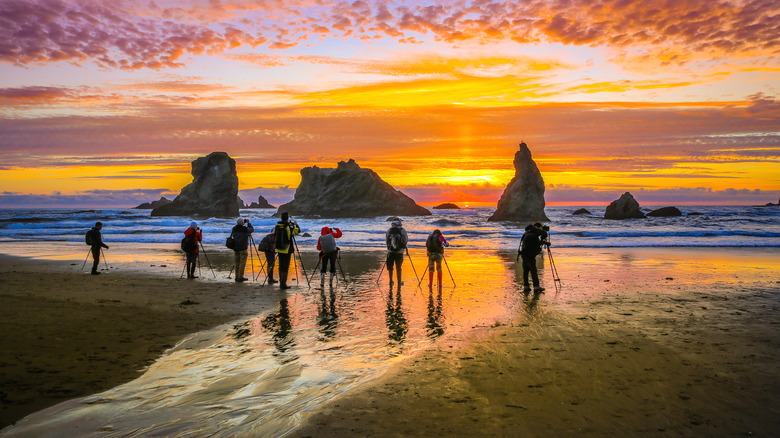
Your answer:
[198,241,216,278]
[81,248,92,270]
[291,235,310,287]
[404,247,421,284]
[442,253,456,287]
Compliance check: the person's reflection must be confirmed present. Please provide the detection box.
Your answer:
[523,288,541,315]
[426,284,444,338]
[262,298,295,355]
[385,284,408,342]
[317,283,339,340]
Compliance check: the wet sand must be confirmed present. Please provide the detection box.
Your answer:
[1,245,779,436]
[291,248,780,437]
[0,252,286,428]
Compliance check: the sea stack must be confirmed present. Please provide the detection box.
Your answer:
[488,142,549,222]
[151,152,239,218]
[275,159,431,218]
[247,195,274,209]
[604,192,646,219]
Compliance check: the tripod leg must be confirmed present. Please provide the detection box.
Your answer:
[292,237,310,287]
[308,259,321,285]
[442,253,456,287]
[376,258,387,284]
[404,248,421,283]
[337,253,346,281]
[199,243,216,279]
[417,264,429,288]
[180,254,187,279]
[228,264,234,279]
[81,249,91,270]
[101,248,109,270]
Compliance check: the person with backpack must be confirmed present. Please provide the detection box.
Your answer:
[182,221,202,279]
[86,221,109,275]
[518,222,549,293]
[385,219,408,286]
[258,231,277,284]
[274,212,300,289]
[230,217,254,283]
[425,229,449,288]
[316,226,343,286]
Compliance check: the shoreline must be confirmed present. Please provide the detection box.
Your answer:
[2,246,779,434]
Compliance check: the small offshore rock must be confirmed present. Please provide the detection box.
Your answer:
[572,208,591,215]
[604,192,646,219]
[647,206,682,217]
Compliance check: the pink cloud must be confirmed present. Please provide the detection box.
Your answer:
[1,1,776,69]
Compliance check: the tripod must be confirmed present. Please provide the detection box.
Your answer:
[309,250,348,286]
[248,234,267,282]
[545,244,562,293]
[417,252,456,288]
[290,234,310,287]
[199,241,216,278]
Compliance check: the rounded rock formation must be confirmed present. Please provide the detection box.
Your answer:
[604,192,646,220]
[276,159,431,218]
[647,206,683,217]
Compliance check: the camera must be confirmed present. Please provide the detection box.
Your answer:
[542,225,550,231]
[244,219,249,224]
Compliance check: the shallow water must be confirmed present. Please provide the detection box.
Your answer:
[2,245,779,437]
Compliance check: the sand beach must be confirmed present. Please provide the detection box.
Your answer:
[1,243,779,436]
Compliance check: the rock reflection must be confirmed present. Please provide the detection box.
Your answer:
[385,285,408,343]
[426,285,445,338]
[317,285,339,340]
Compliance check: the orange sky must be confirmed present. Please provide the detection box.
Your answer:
[0,1,778,207]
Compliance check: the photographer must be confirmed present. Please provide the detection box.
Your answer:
[230,217,254,282]
[518,222,549,293]
[274,212,300,290]
[317,226,342,286]
[183,221,202,278]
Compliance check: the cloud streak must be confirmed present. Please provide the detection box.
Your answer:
[1,0,776,69]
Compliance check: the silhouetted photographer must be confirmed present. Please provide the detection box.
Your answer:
[518,222,549,293]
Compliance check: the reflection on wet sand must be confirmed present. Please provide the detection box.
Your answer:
[385,285,408,343]
[9,247,776,436]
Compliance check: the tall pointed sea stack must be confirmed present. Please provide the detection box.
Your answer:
[151,152,239,218]
[276,159,431,218]
[488,142,549,222]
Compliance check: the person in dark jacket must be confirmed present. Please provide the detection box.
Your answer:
[518,222,549,292]
[258,232,277,284]
[274,212,300,289]
[230,217,254,282]
[316,226,343,286]
[425,229,449,288]
[385,219,408,286]
[87,221,109,275]
[183,221,202,278]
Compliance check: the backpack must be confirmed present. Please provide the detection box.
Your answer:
[388,227,404,251]
[258,233,275,252]
[426,233,443,253]
[181,233,197,253]
[274,225,290,251]
[85,230,94,246]
[520,231,542,255]
[320,233,337,254]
